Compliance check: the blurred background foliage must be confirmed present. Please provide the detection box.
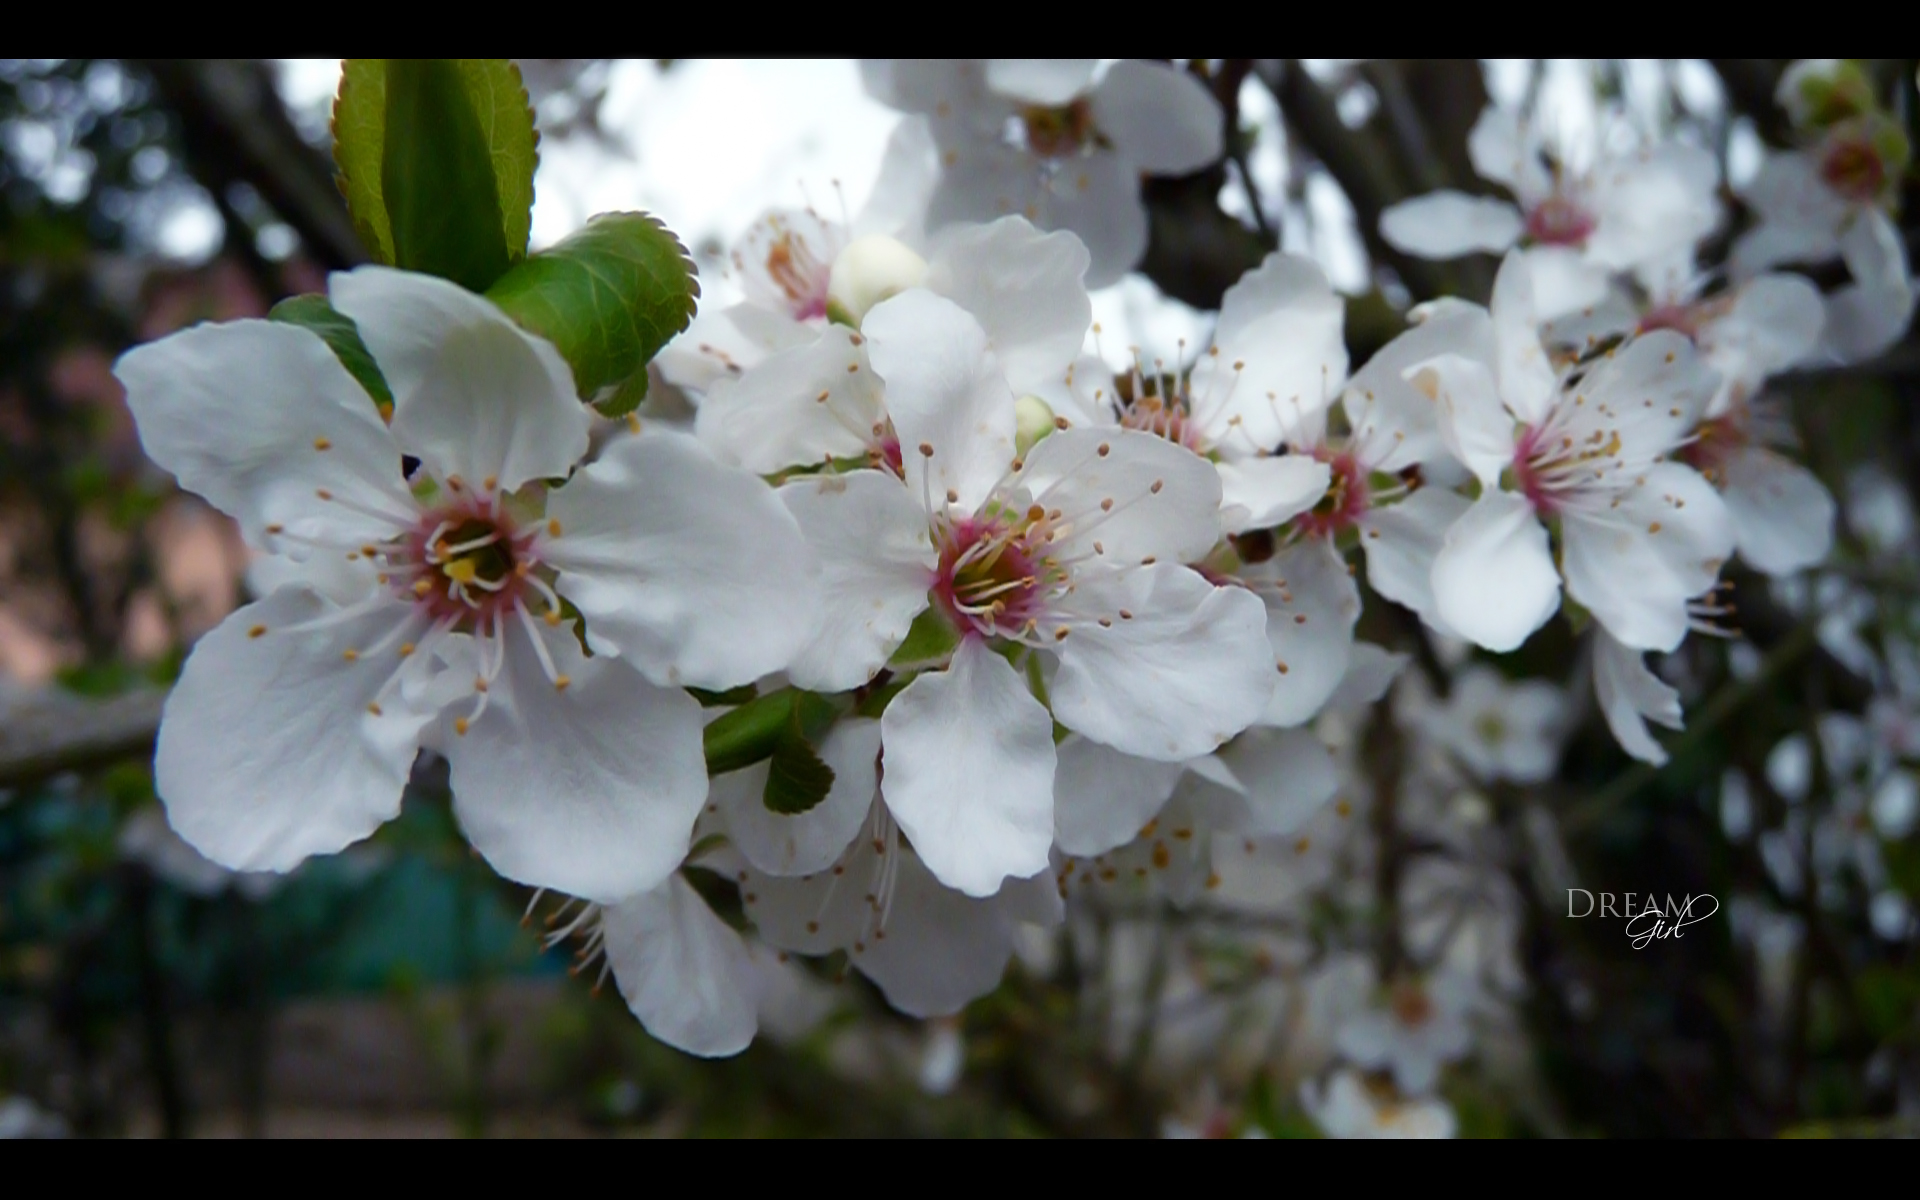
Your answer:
[2,58,1918,1137]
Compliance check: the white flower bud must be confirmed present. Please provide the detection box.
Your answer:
[1014,394,1057,455]
[826,234,927,325]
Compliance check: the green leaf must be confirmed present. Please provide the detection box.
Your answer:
[486,211,700,398]
[382,59,512,291]
[332,60,393,264]
[763,725,835,816]
[269,294,395,409]
[703,689,797,776]
[332,60,538,290]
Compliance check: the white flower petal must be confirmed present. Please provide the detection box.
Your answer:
[776,470,936,692]
[1212,727,1339,836]
[1196,253,1348,450]
[925,217,1091,398]
[1488,251,1559,423]
[1828,209,1916,363]
[544,430,819,691]
[116,319,415,546]
[155,589,423,873]
[1593,630,1682,766]
[1723,447,1835,575]
[1431,490,1560,653]
[1379,192,1524,259]
[1358,487,1472,634]
[1249,538,1360,727]
[1217,455,1332,534]
[693,326,879,473]
[1420,352,1514,485]
[1467,106,1547,198]
[1015,426,1224,565]
[329,266,588,491]
[1032,150,1149,290]
[858,116,941,242]
[854,860,1058,1017]
[1585,143,1722,273]
[1052,736,1184,857]
[985,59,1097,106]
[1563,464,1732,653]
[1345,298,1493,473]
[602,875,760,1058]
[1091,60,1224,176]
[863,290,1018,513]
[880,638,1056,897]
[449,624,706,903]
[1052,563,1274,760]
[715,718,883,878]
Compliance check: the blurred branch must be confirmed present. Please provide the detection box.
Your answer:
[1562,619,1818,834]
[1255,60,1456,304]
[1137,60,1272,310]
[1708,60,1791,144]
[132,59,367,274]
[0,688,164,790]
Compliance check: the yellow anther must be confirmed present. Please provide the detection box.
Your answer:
[454,717,470,736]
[553,675,572,692]
[342,649,359,662]
[543,610,562,627]
[918,442,935,457]
[313,437,332,451]
[482,476,497,491]
[413,579,433,596]
[367,702,382,715]
[315,488,333,500]
[444,559,479,585]
[399,643,415,657]
[547,518,562,538]
[247,625,267,639]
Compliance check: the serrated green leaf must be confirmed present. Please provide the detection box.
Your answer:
[332,60,394,264]
[382,59,512,291]
[486,211,700,398]
[763,724,835,816]
[449,59,538,261]
[703,689,797,776]
[269,294,394,409]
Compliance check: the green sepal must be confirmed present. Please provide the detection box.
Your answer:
[703,689,797,777]
[486,211,700,399]
[332,59,538,290]
[268,294,394,409]
[887,607,961,670]
[701,688,838,778]
[689,683,758,709]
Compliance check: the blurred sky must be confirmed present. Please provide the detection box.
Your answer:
[261,59,1760,364]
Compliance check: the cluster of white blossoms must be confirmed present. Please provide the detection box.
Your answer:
[112,60,1913,1130]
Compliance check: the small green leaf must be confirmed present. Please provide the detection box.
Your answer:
[888,607,961,669]
[486,211,700,398]
[332,60,394,264]
[703,689,797,776]
[763,725,835,816]
[332,60,538,290]
[269,294,395,408]
[594,363,651,418]
[383,59,512,291]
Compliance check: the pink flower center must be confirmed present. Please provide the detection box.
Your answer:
[932,511,1057,638]
[1819,134,1886,204]
[396,493,544,629]
[1292,449,1370,538]
[1637,303,1702,341]
[1119,392,1209,453]
[764,231,830,321]
[1524,193,1596,247]
[1020,99,1098,159]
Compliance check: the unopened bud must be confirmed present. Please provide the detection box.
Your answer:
[826,235,927,325]
[1014,394,1058,455]
[1778,59,1877,132]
